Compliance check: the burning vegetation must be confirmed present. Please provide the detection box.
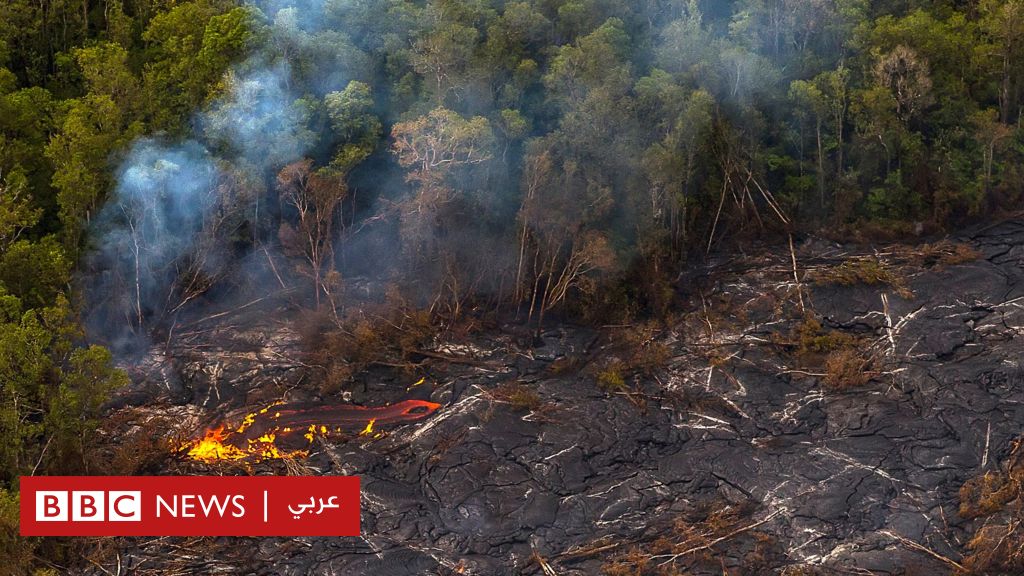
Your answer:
[182,398,441,463]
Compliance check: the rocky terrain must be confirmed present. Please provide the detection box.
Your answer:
[91,219,1024,575]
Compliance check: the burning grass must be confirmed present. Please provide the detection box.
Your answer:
[185,426,307,463]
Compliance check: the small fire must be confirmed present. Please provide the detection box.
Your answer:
[181,393,441,463]
[185,426,309,463]
[186,427,248,461]
[360,419,376,436]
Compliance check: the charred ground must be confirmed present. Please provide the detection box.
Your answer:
[80,219,1024,576]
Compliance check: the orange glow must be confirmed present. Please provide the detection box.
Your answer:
[185,426,307,463]
[186,426,249,461]
[181,391,441,463]
[360,419,376,436]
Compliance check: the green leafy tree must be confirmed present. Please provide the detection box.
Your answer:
[46,94,140,243]
[544,18,632,110]
[642,87,714,249]
[0,173,41,251]
[789,67,847,210]
[73,42,140,112]
[391,107,495,293]
[979,0,1024,123]
[410,13,479,106]
[142,1,263,131]
[324,81,382,173]
[0,71,56,208]
[0,236,71,309]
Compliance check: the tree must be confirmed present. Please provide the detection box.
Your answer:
[142,1,263,131]
[0,75,56,206]
[92,141,222,333]
[818,67,850,181]
[269,7,371,96]
[391,107,495,191]
[324,80,382,172]
[656,0,711,80]
[409,13,478,105]
[73,42,140,113]
[46,94,139,244]
[642,87,713,249]
[979,0,1024,123]
[391,107,495,306]
[0,293,126,483]
[789,67,848,210]
[873,45,933,124]
[0,236,70,309]
[789,79,829,207]
[544,18,632,110]
[0,174,41,252]
[483,1,551,71]
[971,108,1015,201]
[515,146,616,326]
[276,159,346,309]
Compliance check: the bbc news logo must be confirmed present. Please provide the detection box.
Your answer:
[35,491,141,522]
[21,476,360,536]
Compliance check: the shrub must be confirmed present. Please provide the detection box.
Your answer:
[0,489,33,574]
[601,498,770,575]
[299,288,439,395]
[597,364,627,392]
[795,316,858,359]
[809,257,913,299]
[491,383,544,412]
[958,438,1024,574]
[823,349,872,390]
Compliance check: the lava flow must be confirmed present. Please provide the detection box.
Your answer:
[183,398,441,463]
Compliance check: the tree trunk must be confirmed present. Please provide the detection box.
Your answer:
[1002,53,1012,124]
[815,118,825,209]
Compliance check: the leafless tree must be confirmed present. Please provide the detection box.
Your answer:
[277,159,346,310]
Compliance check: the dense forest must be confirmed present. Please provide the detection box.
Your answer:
[3,0,1024,570]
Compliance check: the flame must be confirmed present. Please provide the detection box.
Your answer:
[186,426,249,461]
[180,389,441,463]
[360,419,376,436]
[185,426,307,463]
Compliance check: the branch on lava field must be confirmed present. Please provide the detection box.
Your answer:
[650,508,785,567]
[880,530,966,572]
[556,538,622,561]
[175,290,294,331]
[402,347,501,369]
[530,547,559,576]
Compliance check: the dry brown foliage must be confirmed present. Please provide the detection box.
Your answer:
[775,316,876,390]
[823,348,873,390]
[601,499,776,576]
[490,382,545,412]
[299,287,437,395]
[808,256,913,299]
[958,438,1024,574]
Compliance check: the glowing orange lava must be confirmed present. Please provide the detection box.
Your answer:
[181,395,441,463]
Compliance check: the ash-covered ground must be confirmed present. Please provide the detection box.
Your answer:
[91,220,1024,575]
